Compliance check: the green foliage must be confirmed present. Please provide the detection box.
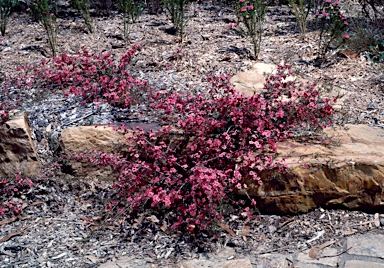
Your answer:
[28,0,58,56]
[289,0,312,35]
[0,0,18,36]
[69,0,93,33]
[233,0,267,59]
[117,0,144,39]
[367,41,384,63]
[162,0,189,40]
[348,17,383,63]
[314,0,349,61]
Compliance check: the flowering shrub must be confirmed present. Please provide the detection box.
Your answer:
[27,0,58,56]
[78,65,335,231]
[0,101,10,124]
[117,0,144,39]
[0,0,18,36]
[12,45,147,107]
[68,0,93,33]
[0,173,34,218]
[232,0,267,59]
[315,0,349,60]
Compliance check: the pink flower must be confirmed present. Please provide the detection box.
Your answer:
[276,109,284,118]
[26,8,30,12]
[49,13,54,18]
[325,0,332,2]
[342,34,349,39]
[334,0,340,4]
[322,12,329,17]
[247,5,254,10]
[344,20,349,25]
[194,9,198,13]
[240,6,247,12]
[315,12,319,17]
[239,0,245,2]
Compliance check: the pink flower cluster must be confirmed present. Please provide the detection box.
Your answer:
[0,173,34,219]
[315,0,350,40]
[0,103,9,124]
[19,45,147,107]
[79,65,335,231]
[240,5,254,12]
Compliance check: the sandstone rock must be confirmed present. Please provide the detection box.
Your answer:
[244,124,384,214]
[59,125,130,179]
[59,123,160,178]
[230,62,352,109]
[0,111,40,178]
[230,62,276,97]
[98,256,156,268]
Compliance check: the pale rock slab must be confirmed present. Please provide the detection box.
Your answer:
[179,258,252,268]
[256,253,292,268]
[230,62,276,97]
[0,111,40,177]
[178,247,251,268]
[98,256,157,268]
[347,234,384,258]
[243,124,384,214]
[296,247,339,267]
[344,260,384,268]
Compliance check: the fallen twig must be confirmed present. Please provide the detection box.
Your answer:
[0,232,23,243]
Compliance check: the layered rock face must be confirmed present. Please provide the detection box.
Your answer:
[0,111,40,178]
[243,124,384,214]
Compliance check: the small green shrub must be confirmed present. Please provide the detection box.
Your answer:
[231,0,267,59]
[0,0,18,36]
[289,0,312,35]
[347,17,383,63]
[163,0,189,40]
[314,0,349,61]
[69,0,93,33]
[117,0,144,39]
[27,0,58,56]
[367,41,384,63]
